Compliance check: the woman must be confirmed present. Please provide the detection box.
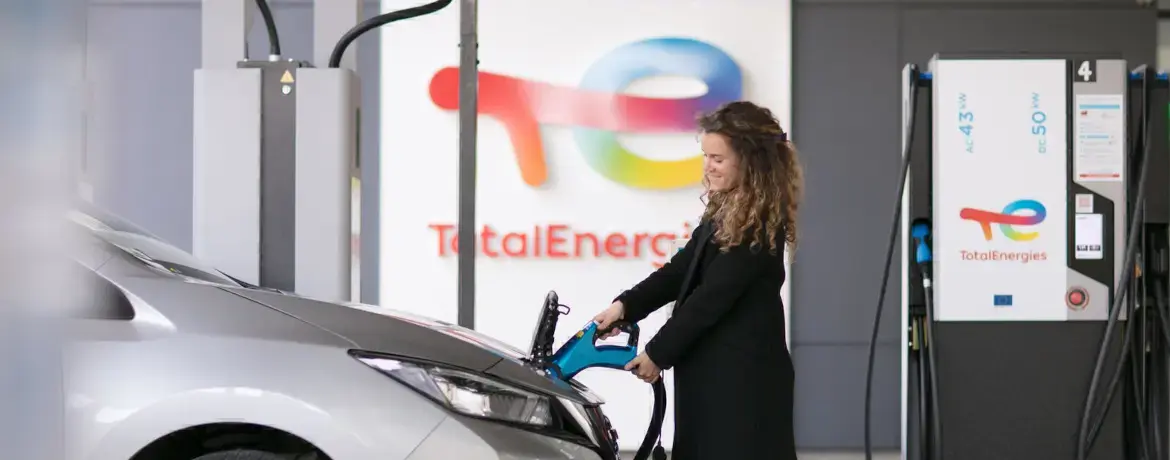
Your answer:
[593,101,802,460]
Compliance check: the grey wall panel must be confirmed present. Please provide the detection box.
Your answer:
[794,344,903,448]
[790,4,904,449]
[87,4,201,250]
[901,6,1157,64]
[791,5,903,345]
[86,0,383,303]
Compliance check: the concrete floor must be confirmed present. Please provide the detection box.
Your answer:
[621,451,901,459]
[798,453,900,460]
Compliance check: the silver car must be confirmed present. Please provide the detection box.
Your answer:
[64,204,620,460]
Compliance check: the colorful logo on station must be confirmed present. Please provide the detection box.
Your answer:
[428,37,742,189]
[959,199,1047,241]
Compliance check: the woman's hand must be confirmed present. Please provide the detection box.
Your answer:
[624,352,661,383]
[593,301,625,339]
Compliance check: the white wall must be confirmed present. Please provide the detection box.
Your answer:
[379,0,792,451]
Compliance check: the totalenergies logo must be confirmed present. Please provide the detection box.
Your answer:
[959,199,1047,241]
[428,37,742,189]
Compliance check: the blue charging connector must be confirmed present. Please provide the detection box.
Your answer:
[548,321,639,381]
[911,219,932,265]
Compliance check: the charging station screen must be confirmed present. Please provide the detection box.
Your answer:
[932,59,1069,321]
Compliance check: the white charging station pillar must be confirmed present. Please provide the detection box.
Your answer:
[294,69,359,301]
[194,0,261,285]
[293,0,362,301]
[900,56,1129,460]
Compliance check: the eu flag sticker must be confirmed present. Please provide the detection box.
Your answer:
[993,295,1013,307]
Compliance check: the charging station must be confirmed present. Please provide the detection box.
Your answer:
[898,55,1134,460]
[193,0,361,302]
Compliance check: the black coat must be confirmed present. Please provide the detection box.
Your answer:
[617,220,796,460]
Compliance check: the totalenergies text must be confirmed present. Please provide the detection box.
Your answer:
[960,249,1047,264]
[428,222,693,268]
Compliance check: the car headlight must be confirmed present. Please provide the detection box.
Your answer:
[558,397,600,446]
[354,353,553,427]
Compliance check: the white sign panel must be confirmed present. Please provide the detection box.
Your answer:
[933,59,1069,321]
[1073,94,1126,182]
[1074,213,1104,260]
[380,0,793,449]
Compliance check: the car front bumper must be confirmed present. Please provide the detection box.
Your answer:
[406,415,605,460]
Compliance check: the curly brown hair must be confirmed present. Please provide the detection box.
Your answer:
[697,101,803,261]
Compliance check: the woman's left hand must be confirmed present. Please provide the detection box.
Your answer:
[624,352,661,383]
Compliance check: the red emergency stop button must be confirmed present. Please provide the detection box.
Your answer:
[1067,287,1089,310]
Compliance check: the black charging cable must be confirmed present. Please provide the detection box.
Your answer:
[916,328,930,459]
[1130,246,1170,460]
[1151,277,1170,460]
[1083,73,1153,451]
[1084,286,1140,449]
[1155,272,1170,350]
[328,0,453,68]
[911,219,943,459]
[633,379,668,460]
[864,65,919,460]
[1126,102,1156,460]
[1076,65,1154,460]
[253,0,281,57]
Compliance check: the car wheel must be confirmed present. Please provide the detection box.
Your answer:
[192,449,289,460]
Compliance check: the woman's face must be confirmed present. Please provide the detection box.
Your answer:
[701,133,741,192]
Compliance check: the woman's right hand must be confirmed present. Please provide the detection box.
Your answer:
[593,301,626,339]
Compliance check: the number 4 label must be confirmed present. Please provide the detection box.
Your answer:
[1076,60,1096,83]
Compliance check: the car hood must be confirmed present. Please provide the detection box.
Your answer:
[220,287,591,404]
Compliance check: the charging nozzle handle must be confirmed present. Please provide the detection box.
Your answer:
[597,321,640,347]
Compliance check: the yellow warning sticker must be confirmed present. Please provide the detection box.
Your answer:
[280,70,295,84]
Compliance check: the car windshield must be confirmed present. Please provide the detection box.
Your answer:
[70,204,241,287]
